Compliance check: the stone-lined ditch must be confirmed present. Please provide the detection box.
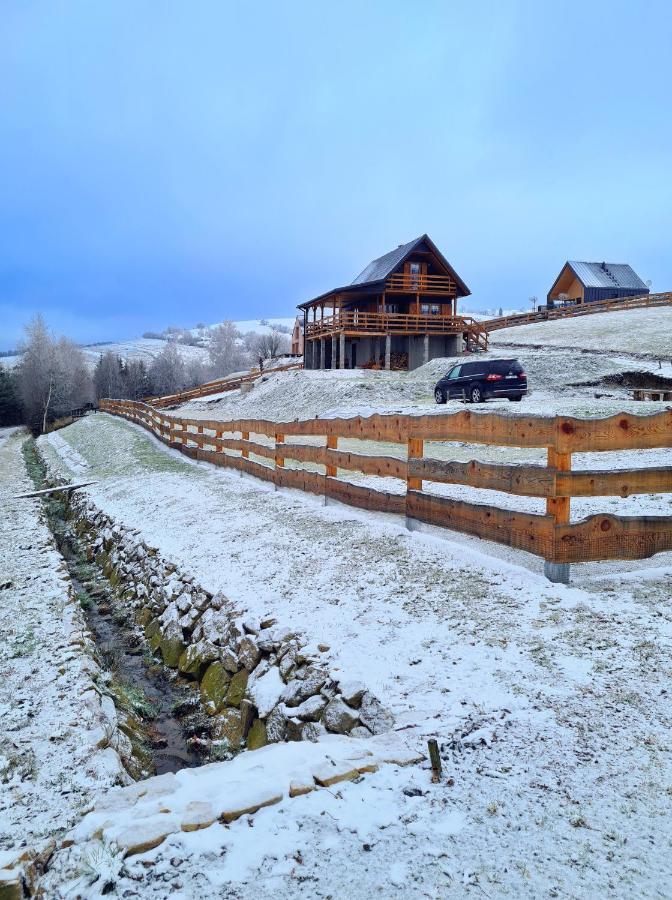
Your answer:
[23,440,208,778]
[27,439,392,778]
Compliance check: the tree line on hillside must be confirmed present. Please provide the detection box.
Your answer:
[0,316,291,432]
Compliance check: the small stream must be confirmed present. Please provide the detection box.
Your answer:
[23,439,208,776]
[71,569,203,775]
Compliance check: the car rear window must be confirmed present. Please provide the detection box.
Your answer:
[490,359,523,375]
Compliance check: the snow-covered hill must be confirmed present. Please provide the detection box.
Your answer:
[1,316,297,371]
[490,305,672,357]
[80,338,210,368]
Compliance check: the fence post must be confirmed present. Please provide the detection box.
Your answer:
[241,429,249,477]
[545,446,571,584]
[274,432,285,490]
[325,435,338,478]
[405,436,424,530]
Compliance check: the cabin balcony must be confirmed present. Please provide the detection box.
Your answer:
[304,310,479,339]
[384,273,457,295]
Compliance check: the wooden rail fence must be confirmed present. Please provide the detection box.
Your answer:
[483,291,672,333]
[100,399,672,578]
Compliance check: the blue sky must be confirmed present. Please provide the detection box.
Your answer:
[1,0,671,347]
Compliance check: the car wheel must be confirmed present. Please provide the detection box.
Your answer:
[434,388,447,404]
[470,385,484,403]
[509,396,522,402]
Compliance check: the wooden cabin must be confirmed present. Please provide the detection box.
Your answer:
[298,234,486,370]
[290,316,304,356]
[547,261,649,307]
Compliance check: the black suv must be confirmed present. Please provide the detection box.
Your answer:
[434,358,527,404]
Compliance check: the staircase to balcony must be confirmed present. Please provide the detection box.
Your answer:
[462,318,489,352]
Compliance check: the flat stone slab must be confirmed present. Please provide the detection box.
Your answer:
[62,735,423,860]
[217,787,283,823]
[114,818,179,856]
[181,801,216,832]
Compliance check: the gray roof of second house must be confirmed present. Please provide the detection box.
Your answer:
[565,261,649,291]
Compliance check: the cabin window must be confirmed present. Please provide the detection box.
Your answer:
[420,303,440,315]
[385,303,398,314]
[409,261,421,287]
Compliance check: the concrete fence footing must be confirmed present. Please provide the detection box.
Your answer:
[544,560,571,584]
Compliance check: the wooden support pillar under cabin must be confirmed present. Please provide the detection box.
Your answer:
[423,334,429,365]
[384,334,391,370]
[319,339,325,370]
[339,333,345,369]
[544,447,572,584]
[373,336,380,367]
[311,340,316,369]
[331,334,337,369]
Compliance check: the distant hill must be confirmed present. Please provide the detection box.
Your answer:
[1,316,298,370]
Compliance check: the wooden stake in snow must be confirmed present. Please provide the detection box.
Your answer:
[428,739,442,783]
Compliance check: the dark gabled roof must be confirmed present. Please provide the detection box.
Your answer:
[298,234,470,308]
[552,260,649,294]
[350,236,426,285]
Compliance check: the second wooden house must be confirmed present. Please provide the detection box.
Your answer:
[298,234,487,370]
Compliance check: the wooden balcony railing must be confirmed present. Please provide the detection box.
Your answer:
[385,273,456,295]
[305,311,478,338]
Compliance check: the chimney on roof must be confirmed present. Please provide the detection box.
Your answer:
[601,261,607,270]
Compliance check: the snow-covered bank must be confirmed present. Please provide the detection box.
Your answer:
[40,733,422,896]
[490,305,672,357]
[173,348,672,424]
[0,430,129,893]
[34,413,672,897]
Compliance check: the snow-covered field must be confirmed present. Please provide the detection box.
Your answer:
[81,339,211,369]
[32,408,672,897]
[5,308,672,898]
[491,305,672,357]
[176,348,672,423]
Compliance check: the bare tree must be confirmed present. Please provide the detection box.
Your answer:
[182,358,208,389]
[17,316,93,430]
[209,322,246,377]
[250,329,290,361]
[149,342,186,396]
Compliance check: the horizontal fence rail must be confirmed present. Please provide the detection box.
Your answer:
[99,399,672,569]
[482,291,672,333]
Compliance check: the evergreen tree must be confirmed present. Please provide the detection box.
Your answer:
[0,366,22,426]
